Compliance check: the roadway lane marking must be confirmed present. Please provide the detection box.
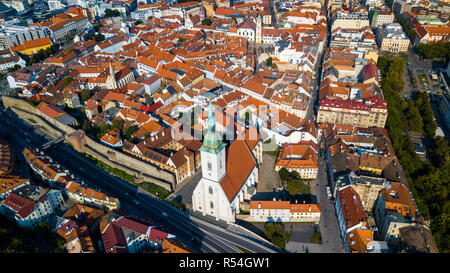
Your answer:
[199,228,255,253]
[189,216,277,253]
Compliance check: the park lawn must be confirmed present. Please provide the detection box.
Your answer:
[138,181,171,200]
[263,146,280,157]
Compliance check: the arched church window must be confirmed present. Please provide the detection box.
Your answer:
[209,186,213,195]
[210,201,214,209]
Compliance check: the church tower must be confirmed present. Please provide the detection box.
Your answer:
[106,62,117,90]
[255,14,262,44]
[199,99,227,182]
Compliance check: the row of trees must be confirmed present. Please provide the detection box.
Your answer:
[417,41,450,60]
[396,17,415,41]
[378,55,449,252]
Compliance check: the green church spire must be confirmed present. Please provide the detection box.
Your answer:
[200,99,226,154]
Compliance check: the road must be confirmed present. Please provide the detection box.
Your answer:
[314,156,344,252]
[0,106,279,254]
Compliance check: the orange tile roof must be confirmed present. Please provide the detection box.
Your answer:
[161,238,190,253]
[290,203,321,213]
[10,37,52,53]
[347,228,373,253]
[380,182,416,220]
[250,200,290,209]
[220,139,256,202]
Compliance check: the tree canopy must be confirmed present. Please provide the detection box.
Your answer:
[263,223,292,249]
[104,9,121,18]
[418,41,450,60]
[378,55,449,252]
[201,18,212,26]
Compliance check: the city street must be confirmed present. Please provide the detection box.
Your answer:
[302,156,344,253]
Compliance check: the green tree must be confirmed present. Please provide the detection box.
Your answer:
[104,9,120,18]
[428,136,450,168]
[79,89,91,102]
[266,57,273,67]
[82,119,92,133]
[287,178,306,196]
[278,167,291,182]
[263,223,292,249]
[201,18,212,26]
[122,124,138,142]
[111,119,124,131]
[97,123,111,139]
[404,100,423,133]
[62,77,73,88]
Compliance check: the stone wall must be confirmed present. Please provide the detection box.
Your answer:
[2,96,176,191]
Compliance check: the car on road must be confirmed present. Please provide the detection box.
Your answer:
[133,199,140,206]
[161,211,168,217]
[326,186,332,199]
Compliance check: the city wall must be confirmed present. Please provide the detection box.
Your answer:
[2,96,176,191]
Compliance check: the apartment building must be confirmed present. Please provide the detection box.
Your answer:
[289,203,321,223]
[370,8,394,27]
[0,24,51,49]
[330,26,377,49]
[249,200,321,223]
[374,182,418,246]
[1,186,65,228]
[317,97,388,128]
[335,172,388,212]
[30,13,88,42]
[377,23,410,53]
[275,143,319,179]
[66,181,120,211]
[335,185,372,253]
[0,178,30,199]
[9,37,53,56]
[331,11,370,31]
[0,138,14,177]
[249,200,291,222]
[414,25,450,45]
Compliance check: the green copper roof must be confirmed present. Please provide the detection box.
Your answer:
[200,100,226,154]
